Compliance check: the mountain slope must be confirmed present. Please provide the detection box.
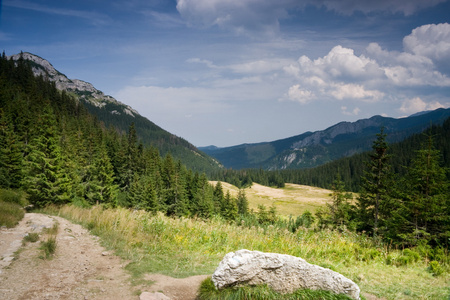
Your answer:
[200,108,450,170]
[10,52,221,172]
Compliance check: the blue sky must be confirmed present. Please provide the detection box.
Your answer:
[1,0,450,147]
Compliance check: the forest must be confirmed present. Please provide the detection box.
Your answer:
[1,52,449,249]
[0,53,242,221]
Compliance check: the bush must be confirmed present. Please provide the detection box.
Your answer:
[386,249,421,266]
[427,261,444,276]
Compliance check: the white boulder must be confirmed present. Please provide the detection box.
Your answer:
[212,249,360,300]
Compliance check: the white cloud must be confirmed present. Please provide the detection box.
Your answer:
[286,84,314,104]
[399,97,445,114]
[341,106,361,116]
[403,23,450,73]
[188,57,293,74]
[331,83,384,101]
[284,24,450,107]
[175,0,446,35]
[176,0,297,34]
[283,45,385,103]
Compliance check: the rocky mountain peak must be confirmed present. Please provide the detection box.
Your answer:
[9,52,139,117]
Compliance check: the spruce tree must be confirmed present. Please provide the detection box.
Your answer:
[0,109,23,188]
[24,104,67,207]
[356,128,393,237]
[213,181,225,214]
[399,135,448,245]
[222,190,238,221]
[237,189,249,215]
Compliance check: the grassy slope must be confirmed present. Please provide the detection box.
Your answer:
[210,181,335,216]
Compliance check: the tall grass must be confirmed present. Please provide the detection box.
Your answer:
[0,189,28,228]
[39,222,59,259]
[48,205,450,299]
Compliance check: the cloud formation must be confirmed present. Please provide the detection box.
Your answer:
[175,0,447,33]
[283,23,450,113]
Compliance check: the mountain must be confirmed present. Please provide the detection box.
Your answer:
[200,108,450,170]
[10,52,221,172]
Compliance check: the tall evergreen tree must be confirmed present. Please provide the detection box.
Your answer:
[237,189,249,215]
[0,109,24,188]
[316,173,353,230]
[222,190,238,221]
[398,135,448,245]
[24,104,67,207]
[356,128,393,237]
[213,181,225,214]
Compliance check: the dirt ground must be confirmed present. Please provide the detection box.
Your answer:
[0,213,207,300]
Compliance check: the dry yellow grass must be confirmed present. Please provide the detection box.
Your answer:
[210,182,338,216]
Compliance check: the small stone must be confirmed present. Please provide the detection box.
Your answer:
[140,292,171,300]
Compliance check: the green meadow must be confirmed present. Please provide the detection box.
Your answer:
[46,202,449,300]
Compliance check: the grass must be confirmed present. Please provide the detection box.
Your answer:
[39,222,59,259]
[23,232,40,244]
[39,237,57,259]
[0,201,24,227]
[198,277,355,300]
[0,189,28,228]
[45,205,450,299]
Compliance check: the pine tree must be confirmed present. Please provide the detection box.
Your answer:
[193,174,214,218]
[24,104,67,207]
[222,190,238,221]
[213,181,225,214]
[316,173,353,230]
[0,109,24,188]
[399,134,448,245]
[356,128,393,237]
[91,144,117,205]
[237,189,249,215]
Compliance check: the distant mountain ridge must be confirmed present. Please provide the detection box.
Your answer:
[200,108,450,170]
[11,52,221,172]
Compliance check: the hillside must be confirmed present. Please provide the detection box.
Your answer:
[9,52,221,173]
[200,108,450,170]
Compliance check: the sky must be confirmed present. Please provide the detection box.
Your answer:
[1,0,450,147]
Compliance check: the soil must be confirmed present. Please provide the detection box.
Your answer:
[0,213,207,300]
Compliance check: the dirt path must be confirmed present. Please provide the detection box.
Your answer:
[0,213,207,300]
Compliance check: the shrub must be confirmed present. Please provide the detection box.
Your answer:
[386,248,421,266]
[427,261,444,276]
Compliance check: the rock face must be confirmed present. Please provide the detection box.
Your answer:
[8,52,139,116]
[212,249,360,300]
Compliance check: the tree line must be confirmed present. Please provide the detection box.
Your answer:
[209,118,450,194]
